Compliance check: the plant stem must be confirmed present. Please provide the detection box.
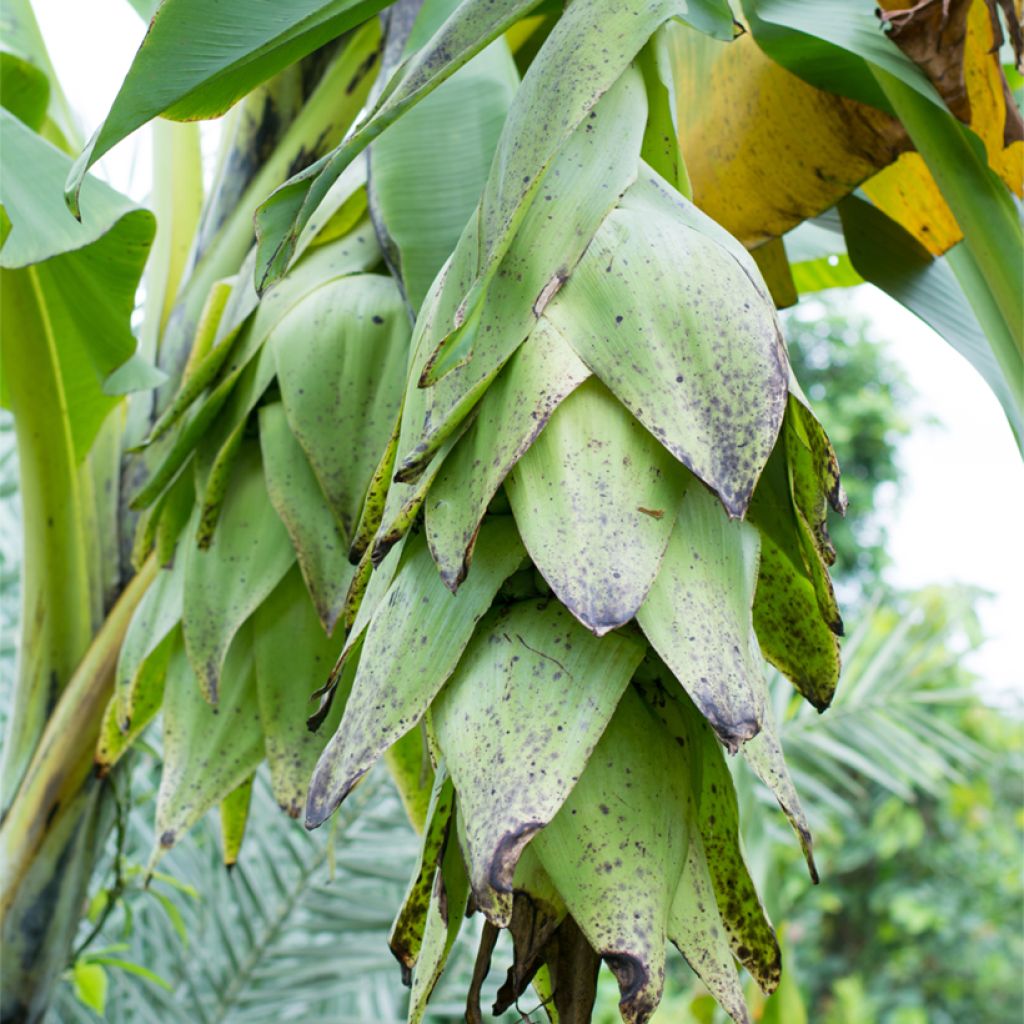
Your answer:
[0,554,155,1022]
[0,554,156,911]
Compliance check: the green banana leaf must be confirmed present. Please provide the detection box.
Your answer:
[65,0,391,215]
[271,274,410,538]
[0,109,156,458]
[370,35,519,309]
[154,628,266,861]
[740,0,942,113]
[255,0,548,289]
[545,174,787,518]
[219,774,254,866]
[182,442,295,702]
[432,600,644,921]
[407,809,470,1022]
[839,193,1023,448]
[306,519,524,827]
[506,379,687,635]
[421,0,692,384]
[389,770,455,976]
[258,404,355,635]
[252,567,346,817]
[0,0,78,147]
[668,831,750,1024]
[392,65,645,485]
[532,689,691,1024]
[425,317,590,590]
[693,717,781,994]
[114,556,185,724]
[637,486,764,751]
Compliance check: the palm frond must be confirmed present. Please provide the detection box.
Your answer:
[51,749,525,1023]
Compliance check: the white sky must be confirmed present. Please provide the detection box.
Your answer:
[34,0,1023,701]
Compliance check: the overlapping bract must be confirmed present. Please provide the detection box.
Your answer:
[98,5,845,1023]
[300,150,843,1024]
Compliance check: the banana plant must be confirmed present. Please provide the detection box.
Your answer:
[0,0,1019,1021]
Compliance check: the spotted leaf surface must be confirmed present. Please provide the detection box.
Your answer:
[389,770,455,977]
[753,534,841,710]
[306,518,524,827]
[741,702,818,882]
[394,65,646,483]
[637,486,763,751]
[423,0,689,383]
[259,403,354,635]
[408,807,471,1023]
[255,0,547,289]
[668,830,751,1024]
[154,628,265,861]
[115,555,184,725]
[784,403,844,634]
[694,719,781,994]
[546,175,787,518]
[432,600,644,922]
[532,688,691,1023]
[252,567,346,818]
[426,318,590,590]
[370,38,520,310]
[272,273,410,539]
[507,378,688,635]
[748,438,840,710]
[182,441,295,702]
[97,627,176,773]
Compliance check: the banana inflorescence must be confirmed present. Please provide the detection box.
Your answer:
[102,10,846,1024]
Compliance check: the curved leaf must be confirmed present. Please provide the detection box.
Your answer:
[255,0,547,288]
[740,0,941,112]
[219,775,254,867]
[694,718,781,994]
[306,518,524,827]
[432,600,644,921]
[637,486,764,751]
[741,701,817,882]
[422,0,690,384]
[408,809,470,1023]
[747,438,840,710]
[370,38,519,309]
[425,317,590,590]
[65,0,389,214]
[0,109,154,457]
[96,627,176,773]
[668,831,750,1024]
[154,629,265,860]
[507,378,688,635]
[258,404,354,635]
[546,174,787,518]
[532,688,691,1024]
[838,192,1023,445]
[252,567,347,817]
[272,274,410,538]
[182,441,295,702]
[392,64,647,483]
[389,770,455,977]
[115,557,185,724]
